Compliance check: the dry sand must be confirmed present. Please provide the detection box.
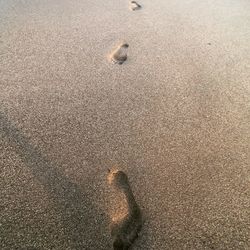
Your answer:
[0,0,250,249]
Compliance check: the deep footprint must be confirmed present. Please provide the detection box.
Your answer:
[130,1,141,11]
[110,43,129,65]
[108,170,142,250]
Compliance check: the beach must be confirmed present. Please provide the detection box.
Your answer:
[0,0,250,249]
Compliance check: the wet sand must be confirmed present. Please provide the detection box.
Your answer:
[0,0,250,249]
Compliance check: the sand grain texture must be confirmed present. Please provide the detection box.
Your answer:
[0,0,250,249]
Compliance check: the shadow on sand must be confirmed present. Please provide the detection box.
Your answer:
[0,112,109,249]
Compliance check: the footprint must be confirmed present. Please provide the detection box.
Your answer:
[110,43,129,65]
[108,170,143,250]
[130,1,142,11]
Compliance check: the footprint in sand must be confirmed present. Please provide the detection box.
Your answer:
[130,1,142,11]
[108,170,143,250]
[110,43,129,65]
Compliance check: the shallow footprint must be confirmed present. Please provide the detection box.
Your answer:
[130,1,142,11]
[108,170,142,250]
[110,43,129,65]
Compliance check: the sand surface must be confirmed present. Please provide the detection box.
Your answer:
[0,0,250,249]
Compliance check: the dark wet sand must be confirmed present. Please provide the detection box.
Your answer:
[0,0,250,249]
